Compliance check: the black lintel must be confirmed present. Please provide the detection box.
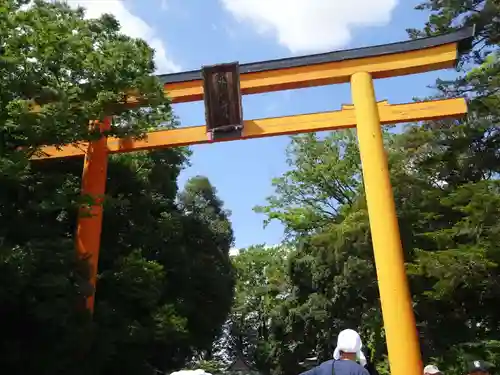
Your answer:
[158,26,475,85]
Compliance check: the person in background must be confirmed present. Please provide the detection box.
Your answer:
[299,329,369,375]
[467,360,493,375]
[424,365,443,375]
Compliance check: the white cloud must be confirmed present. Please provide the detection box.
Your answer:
[219,0,398,53]
[64,0,180,73]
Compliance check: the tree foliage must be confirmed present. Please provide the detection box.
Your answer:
[0,1,235,374]
[243,127,500,375]
[230,3,500,375]
[225,245,290,369]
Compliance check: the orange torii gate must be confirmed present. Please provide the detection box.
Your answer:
[35,27,474,375]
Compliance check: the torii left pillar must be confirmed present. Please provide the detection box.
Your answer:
[77,116,111,313]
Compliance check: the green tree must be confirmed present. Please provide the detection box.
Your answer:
[405,0,500,187]
[403,0,500,369]
[256,128,500,375]
[90,166,235,375]
[0,1,235,374]
[248,3,500,374]
[255,130,362,237]
[256,132,384,375]
[225,245,290,372]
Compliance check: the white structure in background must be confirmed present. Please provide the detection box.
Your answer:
[170,370,212,375]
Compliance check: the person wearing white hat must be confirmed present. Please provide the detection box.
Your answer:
[299,329,369,375]
[424,365,442,375]
[333,329,368,366]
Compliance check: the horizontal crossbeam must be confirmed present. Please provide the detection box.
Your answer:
[33,98,467,160]
[159,27,474,103]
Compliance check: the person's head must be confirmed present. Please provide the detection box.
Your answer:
[468,360,492,375]
[424,364,442,375]
[333,329,367,366]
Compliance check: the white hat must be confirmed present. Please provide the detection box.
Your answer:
[424,365,442,374]
[333,329,367,367]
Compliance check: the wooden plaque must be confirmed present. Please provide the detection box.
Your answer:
[202,62,243,139]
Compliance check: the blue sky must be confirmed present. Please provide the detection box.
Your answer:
[80,0,460,250]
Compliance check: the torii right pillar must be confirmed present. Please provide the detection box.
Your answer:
[351,71,422,375]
